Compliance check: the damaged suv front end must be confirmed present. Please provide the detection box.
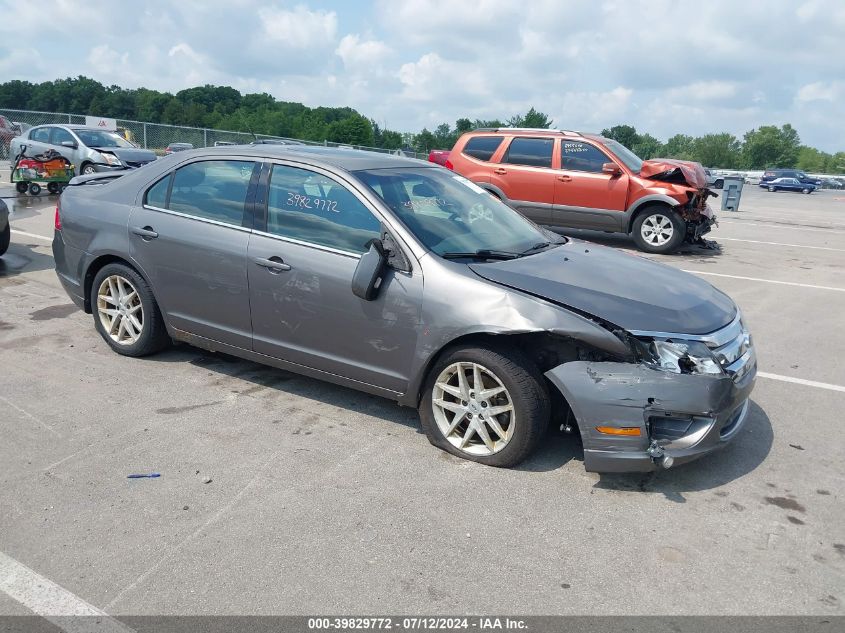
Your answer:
[546,312,756,471]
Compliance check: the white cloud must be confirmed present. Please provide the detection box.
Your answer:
[796,81,844,103]
[258,5,337,48]
[336,35,391,70]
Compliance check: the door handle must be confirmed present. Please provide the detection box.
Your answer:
[253,256,292,273]
[493,168,507,175]
[131,226,158,240]
[556,175,572,182]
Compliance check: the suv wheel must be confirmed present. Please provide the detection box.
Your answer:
[631,207,686,254]
[90,263,170,357]
[802,188,811,194]
[419,344,550,468]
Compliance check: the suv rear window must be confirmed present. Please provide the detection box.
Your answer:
[502,137,554,168]
[462,136,503,161]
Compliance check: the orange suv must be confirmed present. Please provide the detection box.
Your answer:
[446,128,716,253]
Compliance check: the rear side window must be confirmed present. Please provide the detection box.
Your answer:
[30,127,50,143]
[502,137,554,168]
[145,175,170,208]
[560,141,610,173]
[167,160,256,226]
[462,136,503,161]
[265,164,381,253]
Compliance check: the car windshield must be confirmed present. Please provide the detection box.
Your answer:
[601,139,643,172]
[75,130,134,148]
[355,167,557,258]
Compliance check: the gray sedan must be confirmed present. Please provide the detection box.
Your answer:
[10,125,156,175]
[52,146,756,471]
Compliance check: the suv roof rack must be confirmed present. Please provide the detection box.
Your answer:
[474,127,581,136]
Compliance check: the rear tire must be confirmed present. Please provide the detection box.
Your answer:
[714,179,724,189]
[90,263,170,357]
[631,206,686,254]
[15,181,28,194]
[0,222,10,256]
[47,182,59,194]
[28,183,41,196]
[419,344,550,468]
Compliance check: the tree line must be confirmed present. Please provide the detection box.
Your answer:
[1,77,841,173]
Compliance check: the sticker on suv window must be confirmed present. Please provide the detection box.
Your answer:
[452,175,486,195]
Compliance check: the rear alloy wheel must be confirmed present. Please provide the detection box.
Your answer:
[631,207,686,254]
[91,263,170,357]
[419,345,549,467]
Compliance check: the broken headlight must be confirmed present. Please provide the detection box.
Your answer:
[643,340,723,375]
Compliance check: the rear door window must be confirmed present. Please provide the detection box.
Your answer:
[265,164,381,253]
[30,127,51,143]
[462,136,503,161]
[560,141,611,173]
[502,137,554,168]
[167,160,256,226]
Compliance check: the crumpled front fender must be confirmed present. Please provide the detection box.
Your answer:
[545,361,755,472]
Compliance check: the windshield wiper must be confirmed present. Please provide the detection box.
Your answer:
[441,249,520,260]
[521,241,553,255]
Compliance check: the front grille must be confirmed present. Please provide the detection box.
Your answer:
[704,317,755,381]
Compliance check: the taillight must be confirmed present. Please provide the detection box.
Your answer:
[54,204,62,230]
[444,159,454,170]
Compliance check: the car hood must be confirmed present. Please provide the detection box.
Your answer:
[640,158,707,189]
[468,241,736,335]
[91,147,157,164]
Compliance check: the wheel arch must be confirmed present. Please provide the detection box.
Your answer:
[403,330,582,413]
[82,253,153,313]
[625,195,680,233]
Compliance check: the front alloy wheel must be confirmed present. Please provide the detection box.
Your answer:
[97,275,144,345]
[432,361,514,456]
[631,207,686,254]
[640,213,674,247]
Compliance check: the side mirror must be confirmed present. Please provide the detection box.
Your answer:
[352,239,387,301]
[602,162,621,176]
[61,140,77,149]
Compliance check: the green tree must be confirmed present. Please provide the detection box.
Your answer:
[662,134,695,159]
[633,133,662,160]
[600,124,640,150]
[508,107,553,129]
[690,133,741,168]
[413,128,437,152]
[327,114,374,146]
[741,124,801,169]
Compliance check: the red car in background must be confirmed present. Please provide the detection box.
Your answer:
[427,149,451,167]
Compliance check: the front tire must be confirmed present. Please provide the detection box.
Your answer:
[419,344,550,467]
[81,163,96,176]
[90,263,170,357]
[768,186,776,192]
[802,188,811,194]
[631,206,686,254]
[0,222,10,256]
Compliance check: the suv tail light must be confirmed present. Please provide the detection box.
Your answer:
[444,159,454,170]
[54,202,62,231]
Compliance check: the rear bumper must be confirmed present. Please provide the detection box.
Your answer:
[52,230,86,310]
[545,358,756,473]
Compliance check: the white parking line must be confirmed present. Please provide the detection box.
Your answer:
[715,237,845,252]
[682,270,845,292]
[10,229,52,242]
[0,551,134,633]
[758,372,845,394]
[719,220,845,235]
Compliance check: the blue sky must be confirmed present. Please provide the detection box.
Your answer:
[1,0,843,151]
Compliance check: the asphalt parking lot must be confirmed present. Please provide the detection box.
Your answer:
[1,179,843,616]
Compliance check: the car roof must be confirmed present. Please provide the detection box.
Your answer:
[464,127,606,142]
[177,145,428,171]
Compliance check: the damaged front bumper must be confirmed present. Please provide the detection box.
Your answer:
[545,345,756,473]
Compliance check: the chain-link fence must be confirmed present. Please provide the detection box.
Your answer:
[0,108,426,160]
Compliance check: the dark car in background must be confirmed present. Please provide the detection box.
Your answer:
[760,168,821,186]
[759,177,816,193]
[52,146,755,473]
[164,143,194,155]
[0,115,18,158]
